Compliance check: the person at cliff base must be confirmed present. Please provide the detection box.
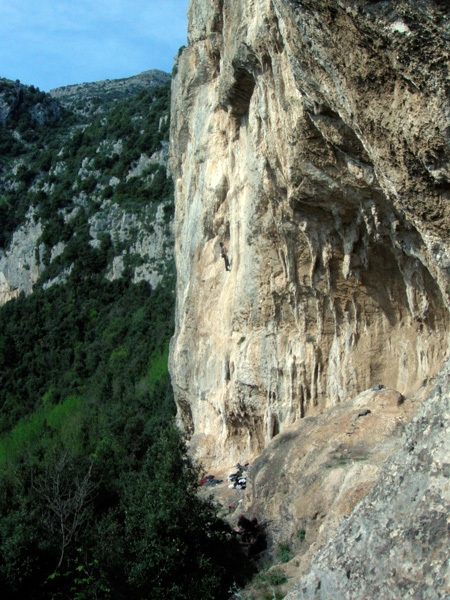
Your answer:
[232,514,253,540]
[231,515,266,556]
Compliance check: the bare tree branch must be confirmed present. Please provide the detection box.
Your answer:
[32,453,98,569]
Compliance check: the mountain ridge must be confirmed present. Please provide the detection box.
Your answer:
[49,69,171,113]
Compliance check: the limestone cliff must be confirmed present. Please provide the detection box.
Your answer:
[283,357,450,598]
[169,0,450,468]
[0,210,43,303]
[169,0,450,595]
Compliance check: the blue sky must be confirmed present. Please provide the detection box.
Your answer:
[0,0,189,91]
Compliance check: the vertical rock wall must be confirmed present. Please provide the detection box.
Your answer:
[0,212,43,305]
[169,0,450,467]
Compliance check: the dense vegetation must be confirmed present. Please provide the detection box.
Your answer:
[0,79,252,599]
[0,78,173,256]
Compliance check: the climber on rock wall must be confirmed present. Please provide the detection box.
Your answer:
[220,241,231,271]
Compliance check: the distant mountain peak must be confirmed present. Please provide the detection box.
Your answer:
[49,69,171,110]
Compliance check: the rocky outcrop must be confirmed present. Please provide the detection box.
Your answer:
[244,385,418,559]
[284,357,450,599]
[169,0,450,468]
[0,182,173,306]
[89,198,173,290]
[0,77,63,126]
[0,211,44,305]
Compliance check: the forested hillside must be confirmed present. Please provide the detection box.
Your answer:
[0,77,251,599]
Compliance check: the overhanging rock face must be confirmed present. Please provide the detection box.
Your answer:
[169,0,450,468]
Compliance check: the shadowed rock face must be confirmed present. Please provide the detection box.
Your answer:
[169,0,450,468]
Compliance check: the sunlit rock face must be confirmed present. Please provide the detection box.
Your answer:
[0,213,43,305]
[169,0,450,468]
